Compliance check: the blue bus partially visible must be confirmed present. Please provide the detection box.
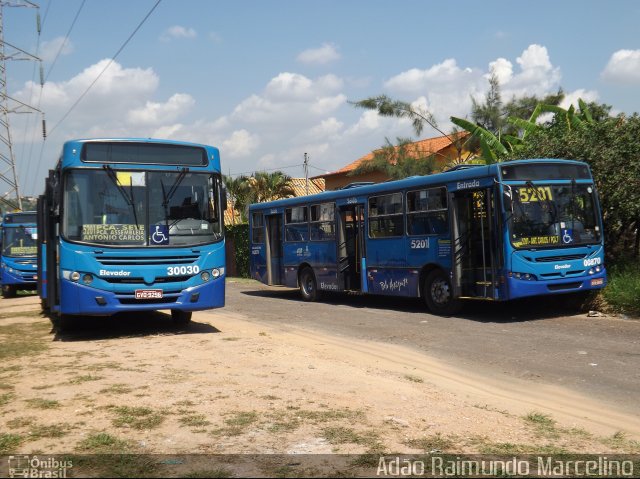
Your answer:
[1,211,38,298]
[38,138,227,327]
[249,159,606,315]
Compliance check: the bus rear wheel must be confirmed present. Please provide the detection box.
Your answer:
[423,269,462,316]
[299,267,320,302]
[171,310,192,326]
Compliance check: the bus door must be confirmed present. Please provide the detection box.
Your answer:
[336,204,365,292]
[450,187,499,300]
[264,214,284,285]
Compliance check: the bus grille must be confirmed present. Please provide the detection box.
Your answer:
[547,282,582,291]
[101,276,191,284]
[95,254,199,266]
[533,254,586,262]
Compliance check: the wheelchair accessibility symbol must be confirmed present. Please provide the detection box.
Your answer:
[151,224,169,245]
[561,228,573,244]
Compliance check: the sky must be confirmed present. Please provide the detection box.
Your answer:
[4,0,640,196]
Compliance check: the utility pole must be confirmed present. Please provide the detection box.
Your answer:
[303,152,309,196]
[0,0,42,211]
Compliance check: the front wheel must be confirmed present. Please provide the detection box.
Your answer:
[171,310,192,326]
[2,284,16,298]
[299,267,320,302]
[423,269,462,316]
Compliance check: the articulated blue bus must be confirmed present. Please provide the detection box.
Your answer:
[249,159,606,315]
[38,138,226,327]
[1,211,38,297]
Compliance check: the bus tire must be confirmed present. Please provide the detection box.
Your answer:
[1,284,16,298]
[56,314,75,331]
[171,310,192,325]
[299,267,320,302]
[423,269,462,316]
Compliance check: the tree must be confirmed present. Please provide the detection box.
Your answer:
[349,137,437,180]
[250,171,295,203]
[223,175,253,224]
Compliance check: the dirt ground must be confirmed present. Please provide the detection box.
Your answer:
[1,284,639,475]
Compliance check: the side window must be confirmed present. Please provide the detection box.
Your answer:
[285,206,309,242]
[407,187,448,235]
[369,193,403,238]
[251,212,265,244]
[310,203,335,241]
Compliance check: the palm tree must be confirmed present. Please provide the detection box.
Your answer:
[250,171,295,203]
[223,175,253,224]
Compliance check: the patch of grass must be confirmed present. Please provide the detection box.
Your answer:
[321,426,383,450]
[25,398,60,409]
[211,411,258,437]
[221,337,241,341]
[0,322,50,361]
[67,374,104,385]
[403,374,424,383]
[99,384,133,395]
[109,406,164,430]
[6,416,36,429]
[0,391,15,407]
[404,433,457,452]
[260,395,280,401]
[602,264,640,315]
[28,423,72,440]
[179,414,211,428]
[75,432,132,453]
[523,411,560,439]
[185,470,233,478]
[0,382,14,390]
[0,433,23,453]
[600,431,638,451]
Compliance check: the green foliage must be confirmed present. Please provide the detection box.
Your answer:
[349,137,436,179]
[600,264,640,316]
[226,224,250,278]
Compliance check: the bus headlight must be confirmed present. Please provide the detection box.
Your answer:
[211,268,221,279]
[201,271,210,282]
[70,271,81,282]
[82,274,93,285]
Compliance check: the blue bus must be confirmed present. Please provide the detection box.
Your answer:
[37,138,226,327]
[1,211,38,298]
[249,159,606,315]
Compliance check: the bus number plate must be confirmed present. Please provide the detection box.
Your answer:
[590,278,604,286]
[135,289,163,299]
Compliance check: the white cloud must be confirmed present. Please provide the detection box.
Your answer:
[222,129,261,158]
[297,43,341,65]
[127,93,195,126]
[160,25,197,42]
[559,89,599,109]
[40,36,74,63]
[601,49,640,83]
[488,58,513,84]
[500,44,561,98]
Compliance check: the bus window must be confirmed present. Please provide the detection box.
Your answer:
[252,212,265,243]
[310,203,335,241]
[407,187,448,235]
[285,206,309,241]
[369,193,403,238]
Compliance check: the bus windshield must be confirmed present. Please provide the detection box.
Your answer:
[507,183,601,249]
[2,226,38,257]
[63,169,223,246]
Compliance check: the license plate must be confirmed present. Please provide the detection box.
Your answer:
[135,289,163,299]
[590,278,604,286]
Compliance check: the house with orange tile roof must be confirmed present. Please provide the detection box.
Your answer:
[313,132,474,190]
[223,177,325,225]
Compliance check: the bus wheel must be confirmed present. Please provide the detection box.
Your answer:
[1,284,16,298]
[299,267,320,302]
[423,269,461,316]
[171,310,192,325]
[56,314,76,331]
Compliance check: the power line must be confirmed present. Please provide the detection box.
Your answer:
[43,0,85,83]
[47,0,162,136]
[227,163,303,177]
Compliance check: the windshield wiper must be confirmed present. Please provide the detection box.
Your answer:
[160,168,189,228]
[102,165,139,228]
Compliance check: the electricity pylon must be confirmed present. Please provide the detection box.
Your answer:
[0,0,41,211]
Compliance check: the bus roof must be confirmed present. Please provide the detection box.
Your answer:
[2,211,37,225]
[249,158,591,211]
